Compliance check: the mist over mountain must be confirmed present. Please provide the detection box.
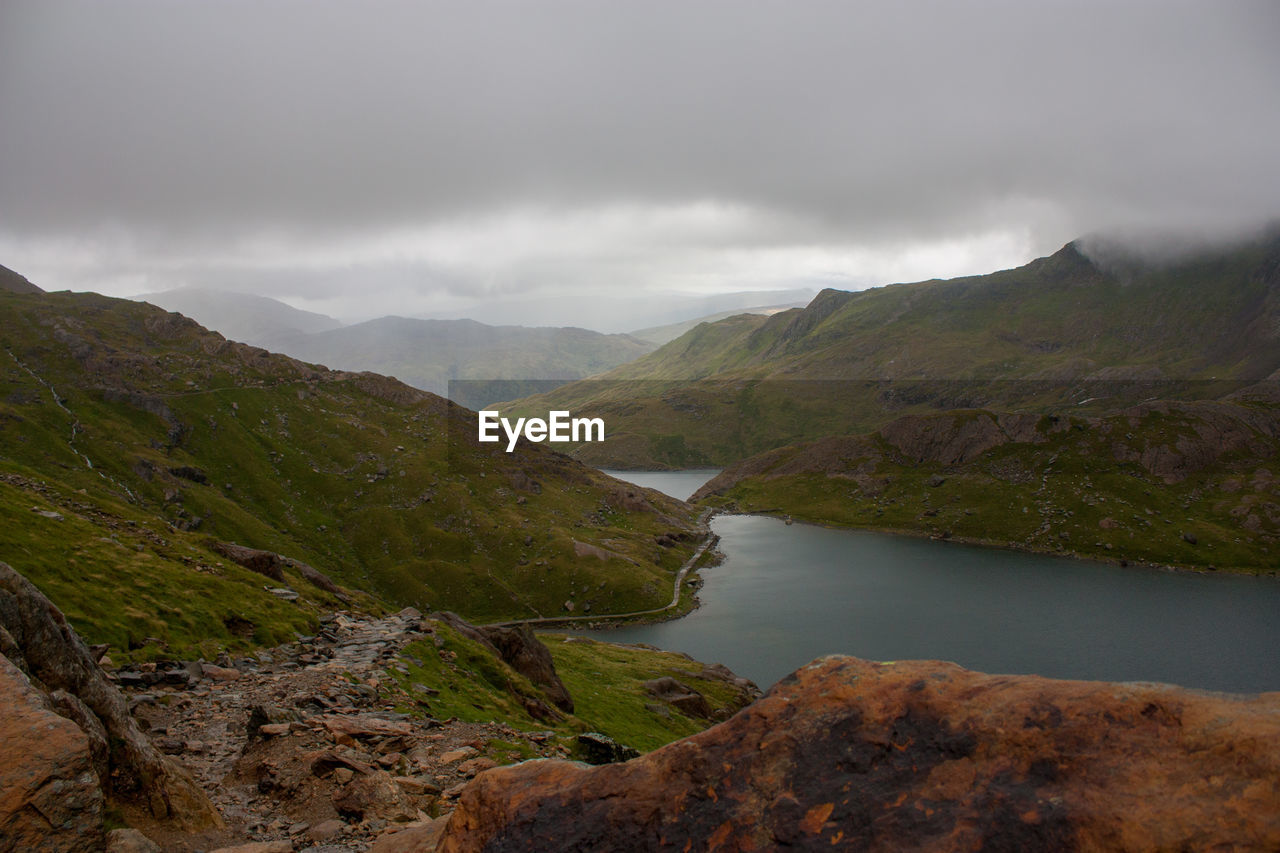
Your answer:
[132,288,814,405]
[137,288,343,347]
[510,229,1280,468]
[0,263,43,295]
[421,288,819,334]
[278,315,654,402]
[629,300,809,346]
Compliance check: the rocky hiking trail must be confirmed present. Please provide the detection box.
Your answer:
[108,607,566,853]
[487,508,719,630]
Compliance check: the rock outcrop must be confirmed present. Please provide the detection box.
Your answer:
[879,410,1057,467]
[0,561,222,833]
[642,676,714,719]
[437,656,1280,852]
[206,541,346,596]
[434,612,574,714]
[0,655,103,853]
[206,541,289,582]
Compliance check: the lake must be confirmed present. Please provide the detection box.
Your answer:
[592,469,1280,693]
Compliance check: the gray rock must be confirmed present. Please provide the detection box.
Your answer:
[105,828,161,853]
[576,731,639,765]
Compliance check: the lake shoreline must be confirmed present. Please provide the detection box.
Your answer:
[485,509,719,631]
[711,506,1278,579]
[575,512,1280,693]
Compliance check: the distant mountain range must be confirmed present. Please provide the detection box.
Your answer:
[135,287,342,342]
[134,289,808,406]
[629,301,809,346]
[134,289,655,404]
[423,287,818,333]
[276,316,656,405]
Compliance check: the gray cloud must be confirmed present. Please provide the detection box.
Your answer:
[1,0,1277,324]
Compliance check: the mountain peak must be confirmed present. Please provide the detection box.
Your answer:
[0,264,43,294]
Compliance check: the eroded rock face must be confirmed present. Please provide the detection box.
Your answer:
[0,561,222,831]
[0,655,103,853]
[206,541,288,582]
[474,624,574,714]
[880,410,1051,467]
[434,612,574,714]
[437,656,1280,852]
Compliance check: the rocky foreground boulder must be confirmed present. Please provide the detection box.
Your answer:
[438,656,1280,851]
[0,561,222,849]
[0,655,104,852]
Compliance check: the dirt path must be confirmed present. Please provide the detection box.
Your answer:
[123,608,565,851]
[486,509,717,630]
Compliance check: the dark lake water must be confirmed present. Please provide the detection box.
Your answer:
[593,470,1280,693]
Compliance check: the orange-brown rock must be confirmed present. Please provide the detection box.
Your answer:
[0,561,221,831]
[321,714,414,739]
[0,655,104,853]
[369,817,448,853]
[437,656,1280,852]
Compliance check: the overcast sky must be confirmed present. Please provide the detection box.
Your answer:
[1,0,1277,330]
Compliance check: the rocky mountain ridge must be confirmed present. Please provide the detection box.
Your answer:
[509,230,1280,468]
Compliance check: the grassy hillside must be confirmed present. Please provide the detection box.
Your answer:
[506,232,1280,468]
[0,290,702,659]
[388,623,756,754]
[629,301,806,346]
[694,393,1280,573]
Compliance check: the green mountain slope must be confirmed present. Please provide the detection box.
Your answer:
[629,301,806,346]
[509,231,1280,468]
[0,263,43,294]
[693,392,1280,573]
[0,290,702,658]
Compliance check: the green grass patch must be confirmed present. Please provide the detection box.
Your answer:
[386,622,755,754]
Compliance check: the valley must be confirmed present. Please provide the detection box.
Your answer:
[4,234,1280,851]
[6,6,1279,850]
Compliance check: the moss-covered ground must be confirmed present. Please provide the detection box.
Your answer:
[387,623,755,754]
[699,406,1280,574]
